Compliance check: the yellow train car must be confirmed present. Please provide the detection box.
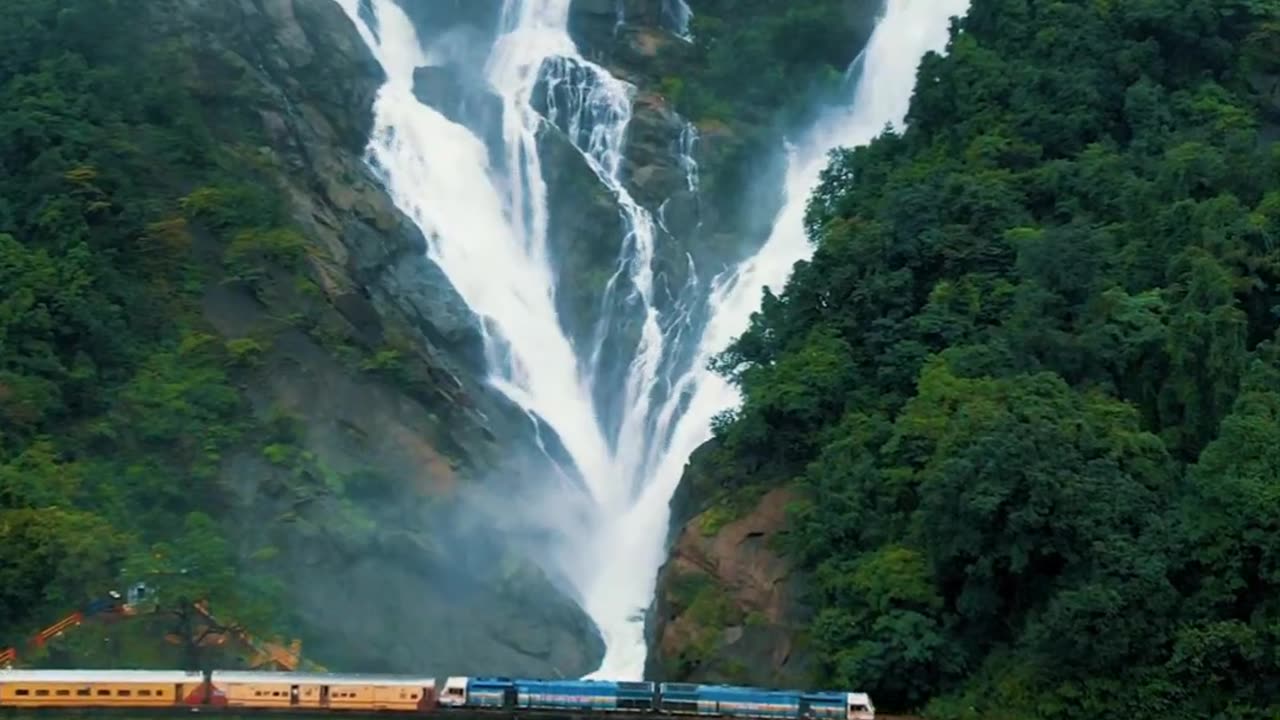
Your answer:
[211,670,437,712]
[0,669,205,707]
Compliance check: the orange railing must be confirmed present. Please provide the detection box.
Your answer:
[33,612,85,646]
[1,595,314,672]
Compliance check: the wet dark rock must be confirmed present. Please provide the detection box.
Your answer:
[620,91,688,208]
[536,121,626,352]
[393,0,503,44]
[412,65,507,165]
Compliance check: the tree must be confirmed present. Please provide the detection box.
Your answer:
[121,512,264,670]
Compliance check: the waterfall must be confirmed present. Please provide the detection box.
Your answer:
[332,0,970,680]
[677,123,699,192]
[662,0,693,41]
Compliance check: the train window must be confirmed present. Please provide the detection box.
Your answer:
[139,690,152,697]
[14,689,29,696]
[56,690,71,696]
[97,690,110,696]
[35,690,49,697]
[119,690,132,697]
[77,690,91,697]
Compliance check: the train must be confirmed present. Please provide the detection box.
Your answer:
[0,670,875,720]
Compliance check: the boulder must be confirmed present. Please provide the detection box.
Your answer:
[620,90,688,208]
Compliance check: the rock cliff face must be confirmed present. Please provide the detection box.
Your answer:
[646,482,813,686]
[151,0,603,676]
[643,401,813,686]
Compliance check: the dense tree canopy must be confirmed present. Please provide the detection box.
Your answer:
[697,0,1280,716]
[0,0,288,661]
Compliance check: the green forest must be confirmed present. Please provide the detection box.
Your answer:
[0,0,298,663]
[697,0,1280,717]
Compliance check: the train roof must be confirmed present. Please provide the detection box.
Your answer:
[665,682,796,694]
[0,669,202,683]
[664,682,782,690]
[513,678,653,686]
[689,687,800,700]
[210,671,436,687]
[800,690,847,699]
[849,692,872,705]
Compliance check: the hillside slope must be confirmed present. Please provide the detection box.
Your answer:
[651,1,1280,717]
[0,0,602,675]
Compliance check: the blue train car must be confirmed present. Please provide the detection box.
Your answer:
[442,676,871,720]
[516,679,619,711]
[700,685,801,719]
[659,683,801,719]
[657,682,701,715]
[461,677,517,708]
[800,691,847,719]
[615,681,658,711]
[512,679,655,712]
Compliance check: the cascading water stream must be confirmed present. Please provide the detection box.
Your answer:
[662,0,694,41]
[333,0,969,679]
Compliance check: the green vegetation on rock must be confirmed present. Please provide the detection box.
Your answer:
[0,0,414,668]
[673,0,879,127]
[691,0,1280,717]
[0,0,293,655]
[669,0,883,252]
[664,570,744,677]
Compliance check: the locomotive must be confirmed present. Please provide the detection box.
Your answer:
[0,669,875,720]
